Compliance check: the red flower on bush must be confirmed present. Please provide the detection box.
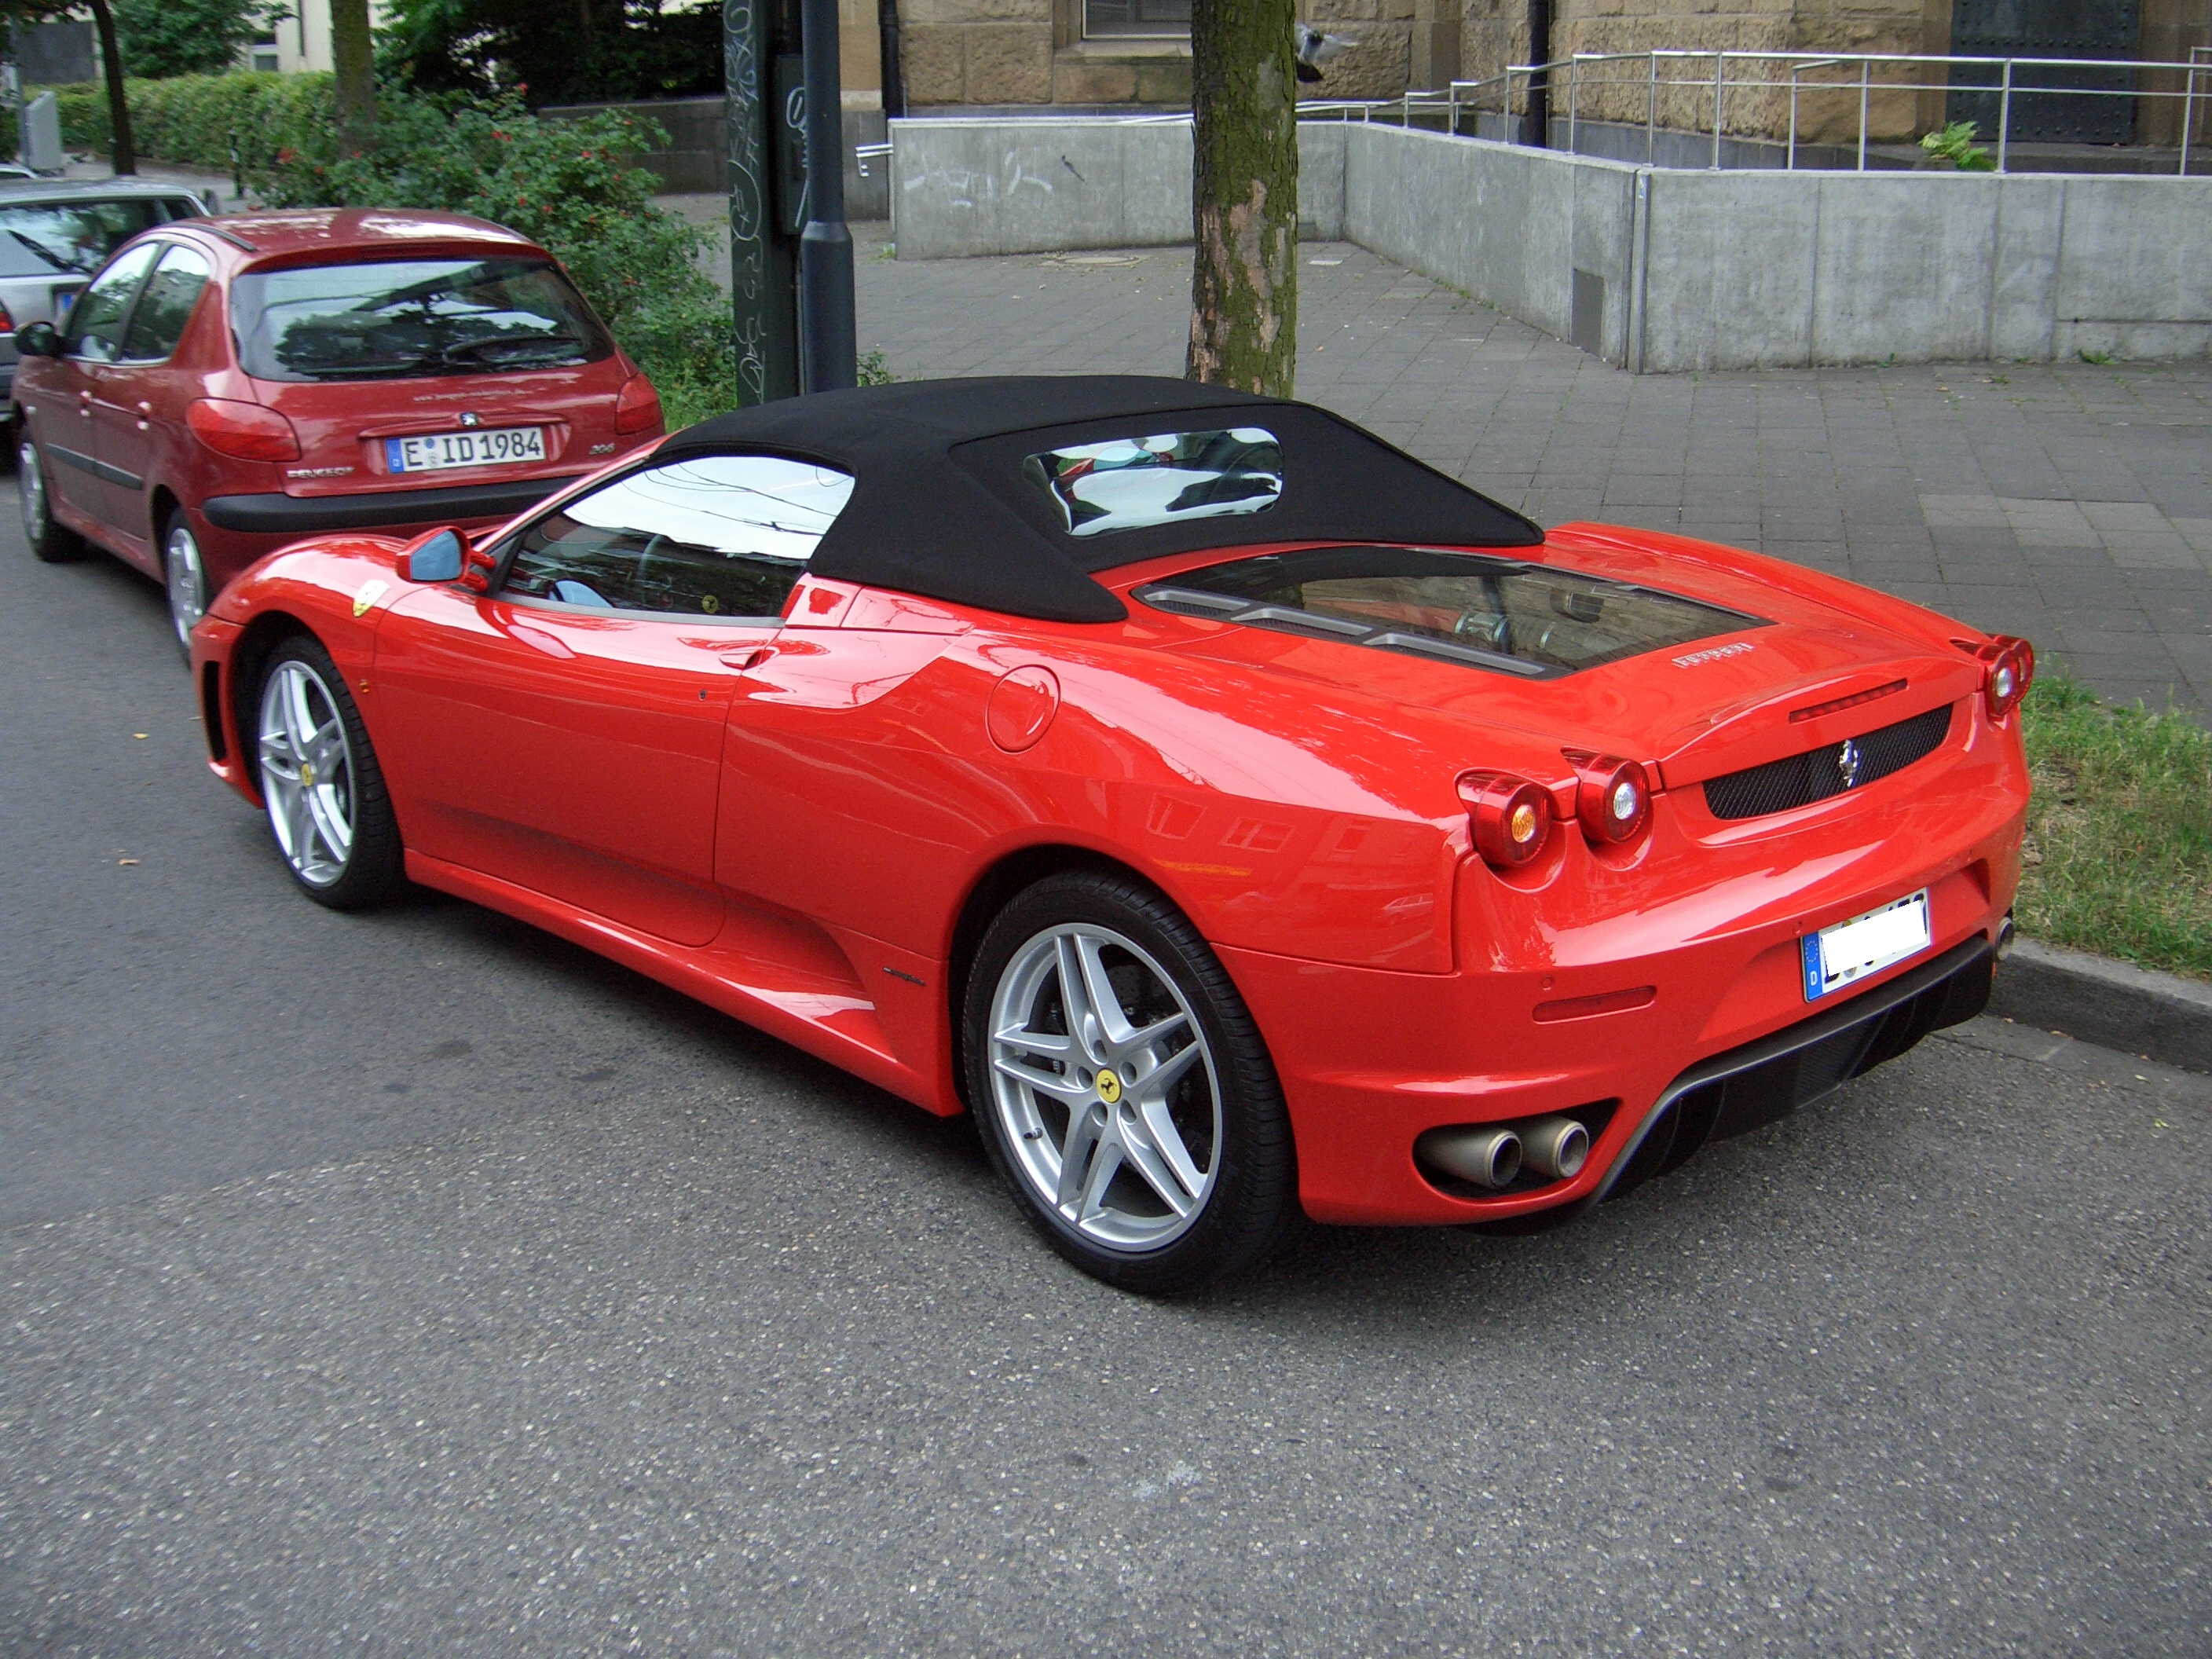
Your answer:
[276,147,296,163]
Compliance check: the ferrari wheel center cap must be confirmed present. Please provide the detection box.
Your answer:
[1095,1068,1123,1105]
[299,763,316,787]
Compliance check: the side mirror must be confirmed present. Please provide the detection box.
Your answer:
[397,526,466,583]
[14,320,60,358]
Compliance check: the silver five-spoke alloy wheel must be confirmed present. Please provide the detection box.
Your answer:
[987,924,1222,1251]
[18,435,46,541]
[258,657,357,888]
[166,521,207,654]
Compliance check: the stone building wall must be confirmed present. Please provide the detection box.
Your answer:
[908,0,2210,131]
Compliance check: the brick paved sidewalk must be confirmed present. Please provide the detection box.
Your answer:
[853,226,2212,712]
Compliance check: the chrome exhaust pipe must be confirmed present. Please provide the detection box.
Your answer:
[1996,914,2016,961]
[1519,1115,1590,1181]
[1417,1125,1522,1189]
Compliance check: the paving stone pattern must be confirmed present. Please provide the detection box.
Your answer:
[854,229,2212,712]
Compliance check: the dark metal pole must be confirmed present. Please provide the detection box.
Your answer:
[1523,0,1551,148]
[726,0,800,403]
[798,0,858,393]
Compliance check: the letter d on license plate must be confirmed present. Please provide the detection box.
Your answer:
[1802,889,1931,1001]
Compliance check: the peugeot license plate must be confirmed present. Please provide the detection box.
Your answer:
[1802,889,1931,1002]
[385,427,546,474]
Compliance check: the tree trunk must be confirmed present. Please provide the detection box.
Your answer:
[1185,0,1298,396]
[331,0,376,154]
[86,0,135,175]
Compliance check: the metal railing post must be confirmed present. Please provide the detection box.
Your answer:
[1998,58,2012,173]
[1647,52,1657,163]
[2184,58,2194,178]
[1568,55,1579,155]
[1857,57,1870,170]
[1789,63,1800,169]
[1712,51,1725,169]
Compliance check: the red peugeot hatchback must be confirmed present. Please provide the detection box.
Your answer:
[10,209,664,658]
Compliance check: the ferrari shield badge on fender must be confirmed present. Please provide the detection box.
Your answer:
[353,580,389,618]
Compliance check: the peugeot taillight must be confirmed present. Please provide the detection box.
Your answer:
[0,302,15,335]
[1457,771,1554,869]
[186,398,301,462]
[1566,753,1653,846]
[613,373,663,435]
[1977,634,2035,720]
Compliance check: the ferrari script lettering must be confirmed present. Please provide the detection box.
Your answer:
[1672,641,1756,668]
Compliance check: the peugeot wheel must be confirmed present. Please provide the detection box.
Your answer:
[255,635,406,909]
[964,870,1296,1293]
[163,510,207,665]
[17,430,79,563]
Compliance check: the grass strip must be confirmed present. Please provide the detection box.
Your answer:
[2017,677,2212,980]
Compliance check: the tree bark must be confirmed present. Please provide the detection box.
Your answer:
[331,0,376,154]
[1185,0,1297,396]
[86,0,135,175]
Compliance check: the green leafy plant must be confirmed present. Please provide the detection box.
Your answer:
[2017,677,2212,980]
[2078,347,2115,365]
[42,71,331,176]
[114,0,288,78]
[1919,119,1995,172]
[246,89,739,428]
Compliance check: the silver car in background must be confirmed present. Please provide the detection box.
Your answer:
[0,178,210,397]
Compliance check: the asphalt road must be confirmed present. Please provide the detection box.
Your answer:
[2,504,2209,1657]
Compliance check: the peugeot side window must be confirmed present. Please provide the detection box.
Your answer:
[63,242,161,365]
[119,244,213,363]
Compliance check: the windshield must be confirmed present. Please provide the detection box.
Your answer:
[1138,545,1763,678]
[230,256,613,383]
[0,198,192,276]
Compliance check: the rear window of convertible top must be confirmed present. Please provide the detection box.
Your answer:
[1136,545,1763,678]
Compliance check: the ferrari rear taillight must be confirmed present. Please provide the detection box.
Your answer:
[614,373,663,434]
[186,398,302,462]
[1977,634,2036,720]
[1567,753,1653,846]
[1457,771,1553,869]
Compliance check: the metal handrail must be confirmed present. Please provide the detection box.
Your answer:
[1366,48,2212,176]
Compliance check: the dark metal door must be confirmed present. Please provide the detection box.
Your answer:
[1948,0,2141,146]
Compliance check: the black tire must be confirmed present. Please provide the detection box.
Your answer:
[962,869,1296,1293]
[162,506,209,667]
[253,634,408,909]
[16,427,82,563]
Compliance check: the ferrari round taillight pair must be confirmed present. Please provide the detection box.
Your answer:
[1458,755,1653,870]
[1977,634,2036,720]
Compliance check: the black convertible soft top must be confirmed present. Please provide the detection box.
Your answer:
[660,375,1544,624]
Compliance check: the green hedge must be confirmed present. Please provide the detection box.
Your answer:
[40,71,331,174]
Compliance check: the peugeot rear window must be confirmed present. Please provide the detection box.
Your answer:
[1137,545,1763,678]
[231,255,613,383]
[1021,427,1282,537]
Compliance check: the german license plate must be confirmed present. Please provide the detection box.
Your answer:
[384,427,545,474]
[1802,889,1931,1002]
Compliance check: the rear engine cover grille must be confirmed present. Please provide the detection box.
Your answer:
[1702,703,1954,820]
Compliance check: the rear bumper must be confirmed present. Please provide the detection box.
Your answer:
[201,474,584,535]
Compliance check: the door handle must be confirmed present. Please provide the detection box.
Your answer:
[136,400,152,430]
[723,646,775,672]
[76,391,91,417]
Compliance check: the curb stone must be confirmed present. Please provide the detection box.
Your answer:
[1990,939,2212,1076]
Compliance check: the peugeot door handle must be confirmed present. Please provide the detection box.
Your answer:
[76,392,90,417]
[135,400,152,430]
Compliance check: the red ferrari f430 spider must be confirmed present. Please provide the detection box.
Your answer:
[190,378,2034,1291]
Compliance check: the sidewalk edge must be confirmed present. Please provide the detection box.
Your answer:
[1990,939,2212,1076]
